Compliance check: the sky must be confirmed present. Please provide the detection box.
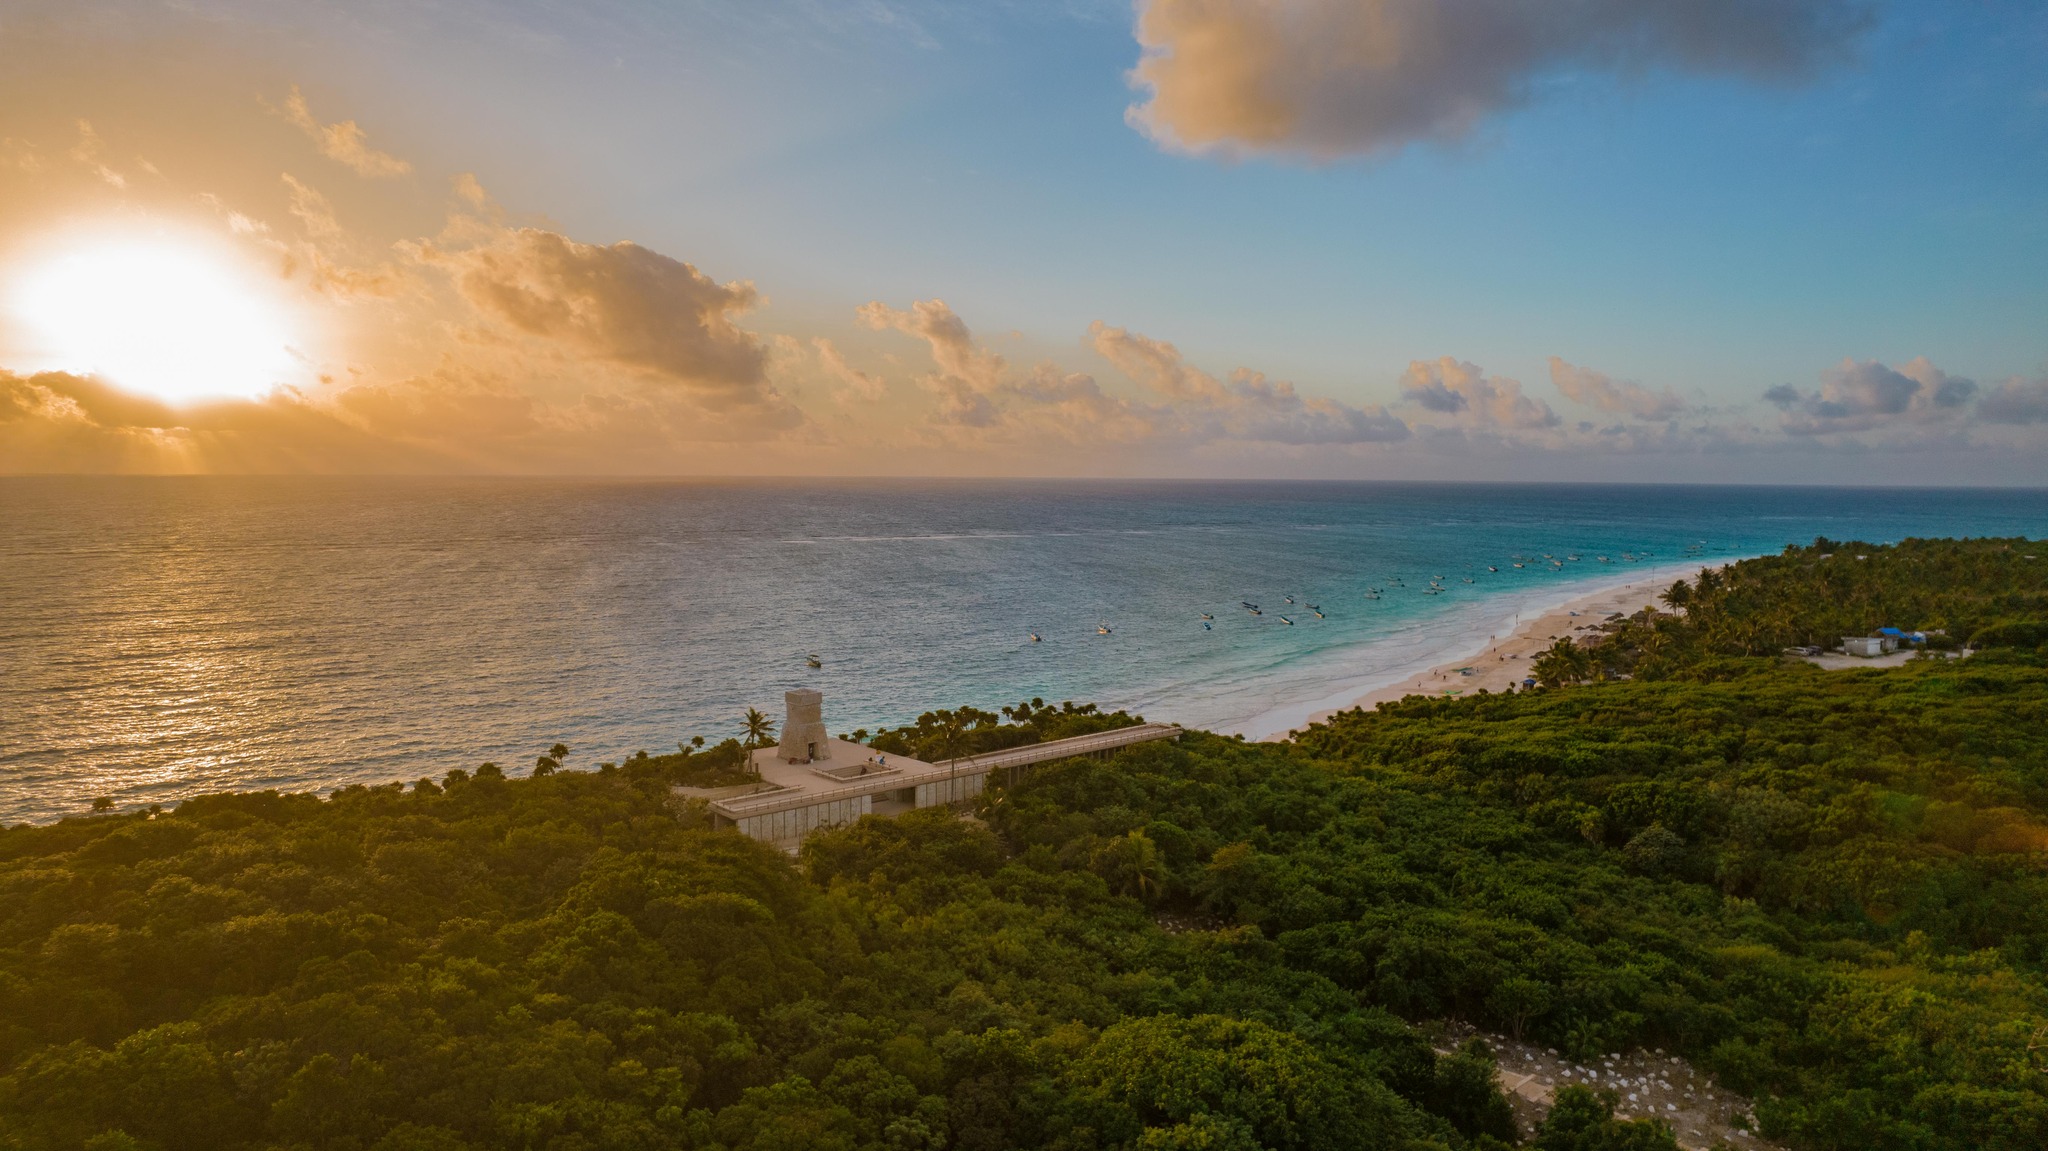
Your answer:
[0,0,2043,482]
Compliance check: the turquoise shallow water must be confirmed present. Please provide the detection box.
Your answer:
[2,477,2043,824]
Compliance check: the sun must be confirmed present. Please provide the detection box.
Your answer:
[7,233,300,403]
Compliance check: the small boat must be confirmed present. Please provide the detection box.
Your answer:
[1200,613,1214,621]
[1487,566,1498,572]
[1311,609,1325,619]
[1306,603,1320,612]
[1097,624,1113,635]
[1029,633,1041,643]
[1202,622,1212,630]
[1277,615,1294,625]
[1284,596,1295,604]
[1462,577,1475,584]
[1513,562,1526,568]
[1248,608,1262,616]
[805,654,822,669]
[1242,601,1260,611]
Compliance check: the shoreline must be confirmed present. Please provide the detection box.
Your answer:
[1249,560,1735,740]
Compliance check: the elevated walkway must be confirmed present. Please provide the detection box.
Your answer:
[703,722,1181,849]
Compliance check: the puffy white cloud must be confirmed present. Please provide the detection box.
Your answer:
[280,86,412,178]
[1765,356,1975,434]
[1548,356,1687,419]
[1399,356,1556,428]
[1126,0,1871,160]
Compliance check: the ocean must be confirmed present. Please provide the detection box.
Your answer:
[2,477,2043,825]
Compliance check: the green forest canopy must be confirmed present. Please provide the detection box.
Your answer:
[3,536,2047,1151]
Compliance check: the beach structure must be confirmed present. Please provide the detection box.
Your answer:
[1840,635,1896,657]
[776,688,831,763]
[692,690,1183,850]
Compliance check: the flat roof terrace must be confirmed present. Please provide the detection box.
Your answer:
[703,722,1183,824]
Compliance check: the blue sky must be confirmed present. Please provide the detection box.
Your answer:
[0,1,2044,480]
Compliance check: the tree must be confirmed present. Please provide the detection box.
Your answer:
[1532,638,1595,687]
[90,797,114,814]
[1089,830,1167,903]
[1659,580,1692,612]
[1533,1086,1678,1151]
[742,707,777,777]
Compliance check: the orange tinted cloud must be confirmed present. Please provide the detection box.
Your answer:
[1400,356,1556,429]
[856,301,1407,448]
[280,86,412,178]
[1090,322,1409,445]
[0,369,456,473]
[419,226,773,404]
[1548,357,1688,420]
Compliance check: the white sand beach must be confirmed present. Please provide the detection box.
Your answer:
[1253,564,1729,740]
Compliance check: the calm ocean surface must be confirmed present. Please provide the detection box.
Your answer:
[2,477,2043,825]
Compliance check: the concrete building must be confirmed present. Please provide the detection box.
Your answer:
[776,689,831,763]
[1840,635,1896,657]
[684,690,1183,851]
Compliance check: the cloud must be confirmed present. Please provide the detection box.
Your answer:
[201,175,410,299]
[858,298,1022,429]
[416,226,774,403]
[68,120,125,187]
[858,302,1408,448]
[2,137,42,173]
[812,338,887,403]
[1976,375,2048,425]
[1089,322,1409,444]
[1399,356,1557,428]
[1765,356,1975,434]
[280,86,412,178]
[1126,0,1872,160]
[0,369,459,473]
[1548,356,1687,419]
[282,172,341,237]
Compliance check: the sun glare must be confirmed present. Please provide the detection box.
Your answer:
[8,235,299,403]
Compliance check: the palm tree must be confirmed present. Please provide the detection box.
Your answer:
[1092,831,1167,903]
[741,707,776,777]
[935,709,970,762]
[1531,638,1595,687]
[1660,579,1692,612]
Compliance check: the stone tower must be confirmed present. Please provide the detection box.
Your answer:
[778,688,830,763]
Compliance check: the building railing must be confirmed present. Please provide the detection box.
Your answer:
[707,722,1182,819]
